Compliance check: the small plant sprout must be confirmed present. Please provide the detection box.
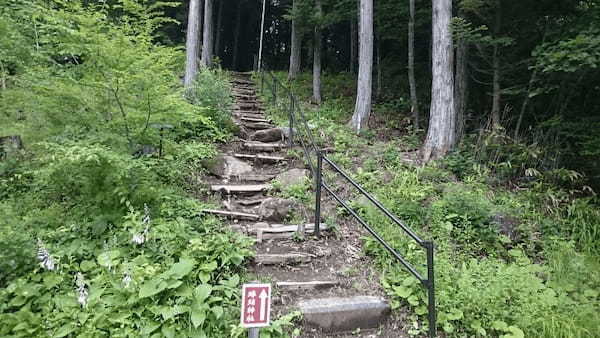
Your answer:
[36,239,55,271]
[75,272,88,307]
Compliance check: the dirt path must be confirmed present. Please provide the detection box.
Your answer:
[202,72,410,337]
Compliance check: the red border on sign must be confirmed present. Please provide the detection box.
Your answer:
[240,283,271,328]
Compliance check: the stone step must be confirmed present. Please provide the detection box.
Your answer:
[255,253,313,265]
[210,183,271,194]
[276,281,339,290]
[241,117,271,123]
[236,198,269,206]
[235,173,276,182]
[254,224,330,242]
[234,112,265,119]
[297,296,391,332]
[201,209,261,221]
[231,79,254,85]
[243,142,286,152]
[243,122,275,130]
[234,153,287,163]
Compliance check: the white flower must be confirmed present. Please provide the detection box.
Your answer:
[132,233,145,244]
[75,272,88,307]
[122,273,132,288]
[36,239,56,271]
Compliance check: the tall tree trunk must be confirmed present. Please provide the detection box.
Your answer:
[454,38,469,141]
[232,1,242,70]
[349,0,373,132]
[490,2,502,128]
[350,12,357,73]
[421,0,455,162]
[214,0,224,59]
[312,0,323,104]
[201,0,214,68]
[288,0,302,80]
[408,0,419,128]
[376,35,382,99]
[184,0,201,87]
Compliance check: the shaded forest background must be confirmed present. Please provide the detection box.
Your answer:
[132,0,599,189]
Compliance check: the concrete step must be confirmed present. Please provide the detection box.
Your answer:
[235,173,275,182]
[243,142,286,152]
[202,209,261,221]
[297,296,390,332]
[234,153,287,163]
[210,183,271,194]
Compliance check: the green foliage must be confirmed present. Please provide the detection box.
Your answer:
[0,1,260,337]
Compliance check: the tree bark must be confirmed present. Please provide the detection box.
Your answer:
[349,0,373,132]
[490,2,502,128]
[232,1,242,70]
[421,0,455,162]
[408,0,418,128]
[201,0,214,68]
[288,0,302,80]
[312,0,323,104]
[214,0,224,59]
[454,38,469,141]
[184,0,201,87]
[350,12,357,74]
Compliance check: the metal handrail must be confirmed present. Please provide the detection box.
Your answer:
[258,70,436,338]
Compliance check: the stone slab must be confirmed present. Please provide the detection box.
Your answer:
[297,296,390,332]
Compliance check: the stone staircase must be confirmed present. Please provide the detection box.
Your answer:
[203,72,393,337]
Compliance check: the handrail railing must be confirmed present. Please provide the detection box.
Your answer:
[259,70,436,338]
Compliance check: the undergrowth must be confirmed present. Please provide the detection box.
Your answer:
[260,71,600,337]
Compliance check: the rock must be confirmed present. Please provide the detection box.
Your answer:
[250,128,284,143]
[132,144,158,158]
[298,296,390,332]
[0,135,23,159]
[256,197,295,222]
[204,155,253,178]
[275,168,310,188]
[279,127,297,139]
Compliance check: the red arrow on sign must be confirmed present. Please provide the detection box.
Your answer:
[241,283,271,328]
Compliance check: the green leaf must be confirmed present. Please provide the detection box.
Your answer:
[98,250,121,267]
[211,306,224,319]
[194,284,212,302]
[191,307,206,328]
[139,278,167,298]
[166,258,196,279]
[393,285,412,299]
[54,323,76,338]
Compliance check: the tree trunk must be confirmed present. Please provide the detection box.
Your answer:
[421,0,455,162]
[349,0,373,132]
[232,1,242,70]
[312,0,323,104]
[184,0,202,87]
[408,0,418,128]
[288,0,302,80]
[350,13,357,73]
[454,38,469,141]
[214,0,224,59]
[490,2,502,128]
[201,0,214,68]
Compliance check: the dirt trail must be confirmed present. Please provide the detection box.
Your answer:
[203,72,410,337]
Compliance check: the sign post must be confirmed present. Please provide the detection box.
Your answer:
[241,283,272,338]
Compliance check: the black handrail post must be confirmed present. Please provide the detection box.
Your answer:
[314,151,323,238]
[289,93,294,148]
[425,241,436,338]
